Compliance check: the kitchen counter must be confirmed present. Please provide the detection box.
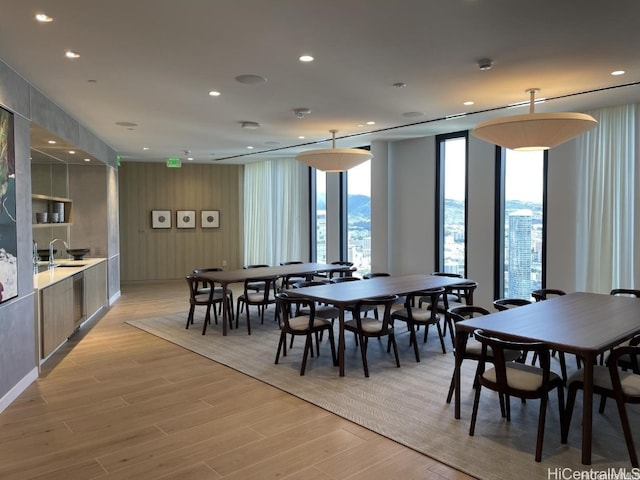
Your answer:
[34,257,107,290]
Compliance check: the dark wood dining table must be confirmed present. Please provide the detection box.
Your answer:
[197,263,351,336]
[453,291,640,465]
[286,273,470,376]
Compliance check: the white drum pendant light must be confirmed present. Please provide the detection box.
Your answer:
[296,130,372,172]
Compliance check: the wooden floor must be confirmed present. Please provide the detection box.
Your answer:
[0,281,474,480]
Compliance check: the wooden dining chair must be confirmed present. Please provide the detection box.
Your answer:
[470,329,565,462]
[344,295,400,377]
[390,287,448,361]
[274,292,337,375]
[185,274,231,334]
[493,297,532,311]
[610,288,640,298]
[563,340,640,466]
[192,267,232,316]
[235,275,279,334]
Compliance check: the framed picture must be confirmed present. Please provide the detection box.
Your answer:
[201,210,220,228]
[177,210,196,228]
[0,105,17,304]
[151,210,171,229]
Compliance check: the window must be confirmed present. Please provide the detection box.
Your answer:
[313,169,327,263]
[346,159,371,275]
[496,149,547,299]
[436,133,467,276]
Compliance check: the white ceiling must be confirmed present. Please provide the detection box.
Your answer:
[1,0,639,165]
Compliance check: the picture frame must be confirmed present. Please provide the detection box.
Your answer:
[151,210,171,229]
[177,210,196,228]
[0,105,17,304]
[201,210,220,228]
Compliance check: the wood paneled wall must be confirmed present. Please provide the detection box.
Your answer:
[118,162,243,281]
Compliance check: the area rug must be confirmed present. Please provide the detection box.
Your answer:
[127,310,638,480]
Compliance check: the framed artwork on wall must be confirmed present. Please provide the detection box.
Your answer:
[177,210,196,228]
[0,105,17,304]
[201,210,220,228]
[151,210,171,229]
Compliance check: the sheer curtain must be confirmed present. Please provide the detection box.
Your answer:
[576,104,637,292]
[243,158,307,266]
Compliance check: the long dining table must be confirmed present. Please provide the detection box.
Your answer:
[453,292,640,465]
[286,273,470,376]
[196,263,351,336]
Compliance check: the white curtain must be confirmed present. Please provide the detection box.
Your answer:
[575,104,637,292]
[243,158,307,266]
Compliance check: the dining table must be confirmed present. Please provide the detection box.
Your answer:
[453,291,640,465]
[196,263,351,336]
[286,273,470,376]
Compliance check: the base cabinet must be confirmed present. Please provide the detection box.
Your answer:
[40,277,74,358]
[84,261,107,320]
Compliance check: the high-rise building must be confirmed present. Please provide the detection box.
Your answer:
[508,210,533,298]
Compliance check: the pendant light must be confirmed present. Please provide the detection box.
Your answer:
[296,130,372,172]
[471,89,598,151]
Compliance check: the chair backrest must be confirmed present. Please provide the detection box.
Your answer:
[610,288,640,298]
[186,274,212,304]
[291,280,328,288]
[403,287,446,319]
[448,305,491,324]
[193,267,223,274]
[329,260,357,278]
[363,272,390,279]
[531,288,566,302]
[275,292,315,328]
[493,297,532,311]
[244,264,269,269]
[280,261,303,265]
[243,276,278,301]
[473,329,552,394]
[608,343,640,391]
[331,276,361,283]
[353,295,398,330]
[444,280,478,305]
[431,271,463,278]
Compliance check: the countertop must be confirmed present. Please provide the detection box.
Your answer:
[33,257,107,290]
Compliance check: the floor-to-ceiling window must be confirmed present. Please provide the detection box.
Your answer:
[495,149,547,299]
[436,132,467,276]
[313,170,327,263]
[346,159,371,275]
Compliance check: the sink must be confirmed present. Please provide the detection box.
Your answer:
[56,263,87,268]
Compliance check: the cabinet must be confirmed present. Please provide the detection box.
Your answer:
[32,194,72,226]
[84,261,107,320]
[40,277,74,358]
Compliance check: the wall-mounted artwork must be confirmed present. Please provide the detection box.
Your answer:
[151,210,171,228]
[0,106,17,304]
[177,210,195,228]
[201,210,220,228]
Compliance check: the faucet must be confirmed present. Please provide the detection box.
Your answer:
[49,238,69,268]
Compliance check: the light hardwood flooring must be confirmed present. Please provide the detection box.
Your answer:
[0,280,475,480]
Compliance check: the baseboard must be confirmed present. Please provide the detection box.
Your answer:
[109,290,121,305]
[0,367,38,414]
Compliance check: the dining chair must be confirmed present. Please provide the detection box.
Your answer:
[363,272,405,305]
[274,292,337,375]
[315,260,356,280]
[235,275,279,334]
[343,295,400,377]
[530,287,576,382]
[470,329,565,462]
[280,261,310,289]
[445,305,524,404]
[390,287,448,362]
[610,288,640,298]
[421,279,478,341]
[563,340,640,466]
[192,267,232,316]
[185,274,231,334]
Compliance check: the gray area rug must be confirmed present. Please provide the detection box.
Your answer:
[127,309,638,480]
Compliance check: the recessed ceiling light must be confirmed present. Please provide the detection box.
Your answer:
[65,50,80,59]
[143,147,149,151]
[84,158,91,162]
[299,55,314,62]
[35,13,53,23]
[187,157,194,161]
[235,74,267,85]
[209,90,221,96]
[247,146,254,149]
[366,121,375,125]
[611,70,625,76]
[298,136,305,139]
[463,101,474,106]
[48,140,56,144]
[68,150,76,154]
[402,111,424,118]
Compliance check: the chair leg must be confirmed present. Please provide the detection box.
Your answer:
[327,327,337,366]
[613,390,639,467]
[275,332,286,364]
[390,334,401,368]
[469,383,482,436]
[186,305,195,329]
[300,335,312,375]
[534,393,549,462]
[446,370,456,404]
[246,304,251,335]
[558,352,568,384]
[359,335,369,378]
[435,321,446,354]
[562,383,579,443]
[408,324,420,362]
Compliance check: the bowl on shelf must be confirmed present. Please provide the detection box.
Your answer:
[37,249,56,261]
[66,248,90,260]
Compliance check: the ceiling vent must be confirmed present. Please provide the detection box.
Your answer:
[240,121,260,129]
